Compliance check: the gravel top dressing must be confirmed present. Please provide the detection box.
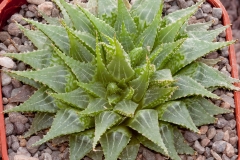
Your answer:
[0,0,238,160]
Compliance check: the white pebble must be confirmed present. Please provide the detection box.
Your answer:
[1,72,11,86]
[0,57,16,69]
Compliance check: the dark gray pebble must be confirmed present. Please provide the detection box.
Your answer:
[14,121,26,134]
[212,141,227,153]
[6,123,14,136]
[193,141,205,154]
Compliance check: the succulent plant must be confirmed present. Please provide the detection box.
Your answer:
[4,0,239,159]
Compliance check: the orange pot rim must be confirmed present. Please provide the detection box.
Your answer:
[0,0,239,160]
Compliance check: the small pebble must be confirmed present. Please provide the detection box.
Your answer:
[2,84,13,98]
[216,118,228,128]
[223,130,230,142]
[225,143,235,158]
[26,136,41,154]
[195,8,204,19]
[19,139,27,147]
[201,138,210,147]
[200,126,208,134]
[211,150,222,160]
[193,141,205,154]
[207,127,216,139]
[38,2,54,16]
[14,121,26,134]
[0,32,11,42]
[212,141,227,153]
[7,23,22,37]
[202,3,212,13]
[1,72,12,86]
[212,7,222,19]
[213,130,224,142]
[5,123,14,136]
[0,57,16,69]
[11,141,20,152]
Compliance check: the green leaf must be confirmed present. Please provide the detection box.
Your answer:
[79,6,115,38]
[10,65,68,93]
[18,24,51,49]
[129,60,150,102]
[178,62,240,90]
[164,38,234,74]
[171,76,219,100]
[24,113,54,138]
[131,0,163,24]
[143,86,177,109]
[115,0,137,33]
[136,8,162,50]
[128,109,167,154]
[95,41,115,83]
[38,10,60,26]
[184,97,231,116]
[119,138,140,160]
[59,0,93,33]
[6,71,41,89]
[159,123,181,160]
[122,87,134,100]
[69,29,96,53]
[55,48,95,83]
[163,1,202,25]
[187,26,228,41]
[128,47,145,67]
[117,24,135,53]
[197,57,223,66]
[64,26,94,62]
[158,8,195,43]
[51,88,89,109]
[150,69,174,86]
[157,101,199,133]
[172,127,194,155]
[65,73,78,92]
[80,98,112,116]
[5,49,52,69]
[114,100,138,117]
[100,126,132,160]
[5,87,57,113]
[185,20,213,32]
[93,111,122,148]
[184,99,216,126]
[78,82,107,98]
[137,134,167,156]
[97,0,117,17]
[27,19,69,53]
[151,39,185,70]
[34,109,92,145]
[69,130,94,160]
[107,38,135,81]
[107,94,122,105]
[52,0,72,26]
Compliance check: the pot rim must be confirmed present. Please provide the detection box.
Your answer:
[0,0,239,159]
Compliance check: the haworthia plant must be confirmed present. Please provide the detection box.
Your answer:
[4,0,239,159]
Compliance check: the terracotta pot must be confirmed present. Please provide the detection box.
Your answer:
[0,0,239,159]
[0,1,27,159]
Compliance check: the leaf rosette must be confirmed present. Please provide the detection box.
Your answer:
[4,0,239,160]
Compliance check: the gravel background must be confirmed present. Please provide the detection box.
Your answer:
[0,0,239,160]
[220,0,240,77]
